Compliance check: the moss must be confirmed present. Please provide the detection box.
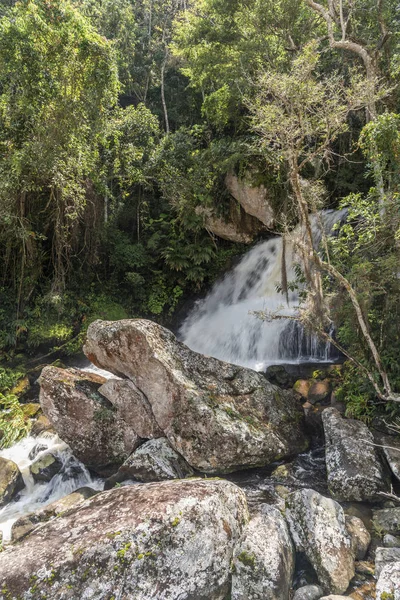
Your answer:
[237,550,256,568]
[171,517,180,527]
[381,593,394,600]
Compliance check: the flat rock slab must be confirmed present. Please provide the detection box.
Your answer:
[322,408,388,501]
[84,319,308,474]
[0,479,249,600]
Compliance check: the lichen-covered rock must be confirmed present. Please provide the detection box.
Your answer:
[231,505,294,600]
[11,487,97,542]
[285,488,354,594]
[99,378,163,439]
[345,515,371,560]
[375,432,400,483]
[383,534,400,548]
[375,561,400,600]
[293,586,324,600]
[0,457,24,507]
[373,507,400,535]
[322,408,388,501]
[107,438,194,485]
[375,547,400,578]
[0,479,249,600]
[39,367,142,476]
[30,452,62,482]
[84,319,308,474]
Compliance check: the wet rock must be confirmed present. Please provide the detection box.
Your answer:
[375,547,400,578]
[375,561,400,599]
[231,505,294,600]
[285,488,354,594]
[11,487,97,542]
[322,408,389,501]
[0,457,24,507]
[0,479,248,600]
[293,585,324,600]
[31,414,54,437]
[345,515,371,560]
[39,367,142,476]
[84,319,308,474]
[293,379,312,400]
[28,443,48,461]
[107,438,194,485]
[30,452,62,482]
[349,583,377,600]
[373,507,400,535]
[99,378,163,439]
[355,561,375,576]
[383,534,400,548]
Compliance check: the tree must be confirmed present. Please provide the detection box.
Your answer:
[249,42,399,403]
[0,0,119,309]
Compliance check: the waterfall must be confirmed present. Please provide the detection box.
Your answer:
[180,209,347,371]
[0,434,102,541]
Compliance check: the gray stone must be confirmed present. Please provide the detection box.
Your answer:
[383,534,400,548]
[39,367,143,476]
[373,507,400,535]
[108,438,194,484]
[231,505,294,600]
[0,479,249,600]
[345,515,371,560]
[292,585,324,600]
[375,546,400,578]
[285,488,354,594]
[322,408,388,501]
[83,319,308,474]
[11,487,97,542]
[225,171,275,228]
[0,457,24,507]
[375,432,400,483]
[99,378,163,439]
[376,561,400,599]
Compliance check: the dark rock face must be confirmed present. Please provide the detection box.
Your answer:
[39,367,143,476]
[30,452,63,482]
[231,505,294,600]
[107,438,195,485]
[0,457,24,507]
[322,408,389,501]
[0,479,249,600]
[373,507,400,535]
[83,319,308,474]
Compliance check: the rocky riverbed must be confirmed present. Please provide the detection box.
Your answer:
[1,319,400,599]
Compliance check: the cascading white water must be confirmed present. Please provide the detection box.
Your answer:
[0,434,102,542]
[180,210,346,371]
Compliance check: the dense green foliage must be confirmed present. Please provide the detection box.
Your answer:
[0,0,399,421]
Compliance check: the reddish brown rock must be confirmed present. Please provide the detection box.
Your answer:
[84,319,308,474]
[39,367,142,476]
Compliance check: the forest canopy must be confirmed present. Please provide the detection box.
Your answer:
[0,0,400,421]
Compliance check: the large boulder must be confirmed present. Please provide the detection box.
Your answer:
[83,319,308,474]
[231,505,294,600]
[375,547,400,578]
[285,489,354,594]
[322,408,388,501]
[0,479,249,600]
[0,457,24,507]
[39,367,142,476]
[375,561,400,600]
[225,172,275,228]
[106,438,195,485]
[345,515,371,560]
[99,378,164,439]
